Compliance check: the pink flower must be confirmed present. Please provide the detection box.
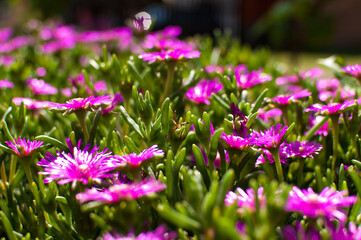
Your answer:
[99,225,177,240]
[0,28,13,42]
[36,67,47,77]
[0,56,14,66]
[27,78,58,95]
[343,64,361,79]
[305,101,355,115]
[307,115,330,136]
[76,178,166,203]
[283,141,323,159]
[102,93,123,114]
[235,67,272,89]
[276,68,323,85]
[225,187,266,212]
[112,145,164,169]
[220,133,254,150]
[139,48,200,63]
[285,186,357,223]
[252,124,289,150]
[0,79,14,88]
[185,79,223,105]
[5,138,43,158]
[51,95,112,114]
[205,65,224,74]
[269,89,311,106]
[257,108,282,123]
[37,139,116,185]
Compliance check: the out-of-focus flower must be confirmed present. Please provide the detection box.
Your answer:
[225,187,266,212]
[99,224,177,240]
[5,138,43,158]
[276,68,323,85]
[102,93,124,114]
[0,28,13,42]
[307,115,330,136]
[257,108,282,123]
[112,145,164,170]
[205,65,224,74]
[51,95,112,114]
[282,222,321,240]
[185,79,223,105]
[268,89,311,106]
[139,48,200,63]
[285,186,357,223]
[220,133,254,151]
[343,64,361,79]
[27,78,58,95]
[316,78,355,101]
[0,79,14,88]
[252,124,289,150]
[37,139,116,185]
[13,97,55,110]
[235,67,272,89]
[305,101,355,115]
[283,141,323,159]
[0,56,14,66]
[36,67,47,77]
[76,178,166,203]
[256,146,289,166]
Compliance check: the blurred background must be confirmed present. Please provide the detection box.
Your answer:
[0,0,361,53]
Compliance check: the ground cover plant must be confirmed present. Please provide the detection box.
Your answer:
[1,18,361,239]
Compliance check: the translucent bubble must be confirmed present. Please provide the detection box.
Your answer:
[133,12,152,32]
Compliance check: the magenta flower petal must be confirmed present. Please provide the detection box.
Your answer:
[225,187,266,212]
[0,79,14,88]
[343,64,361,79]
[235,68,272,89]
[76,178,166,203]
[285,186,357,223]
[112,145,164,169]
[252,124,288,149]
[270,89,311,106]
[283,141,323,159]
[220,133,253,150]
[51,95,112,113]
[37,140,116,185]
[305,101,355,115]
[27,78,58,95]
[185,79,223,105]
[5,138,43,157]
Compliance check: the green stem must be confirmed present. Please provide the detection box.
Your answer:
[280,106,290,126]
[297,158,305,187]
[75,110,89,141]
[49,211,74,240]
[271,148,284,182]
[352,138,360,160]
[160,62,176,104]
[23,162,34,185]
[330,115,339,179]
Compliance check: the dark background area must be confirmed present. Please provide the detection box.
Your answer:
[1,0,361,53]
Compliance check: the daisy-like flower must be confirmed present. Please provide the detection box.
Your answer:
[51,95,112,114]
[76,178,166,203]
[99,224,177,240]
[252,124,288,150]
[305,101,355,115]
[283,141,323,159]
[139,48,200,63]
[343,64,361,79]
[37,139,116,185]
[27,78,58,95]
[112,145,164,170]
[269,89,311,106]
[235,67,272,89]
[185,79,223,105]
[285,186,357,223]
[0,79,14,88]
[220,133,254,151]
[13,97,55,110]
[5,138,43,158]
[225,187,266,212]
